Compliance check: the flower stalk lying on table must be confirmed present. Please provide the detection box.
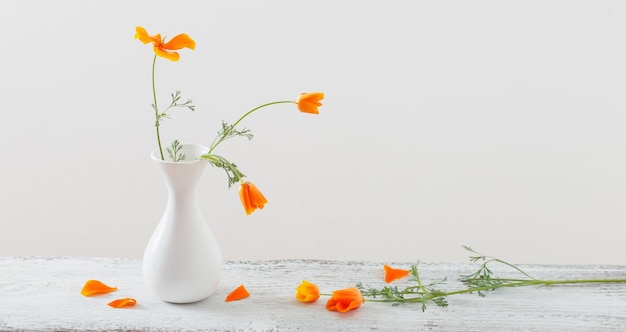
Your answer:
[135,26,323,215]
[296,246,626,313]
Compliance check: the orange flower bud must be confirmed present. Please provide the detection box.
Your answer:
[295,280,320,303]
[384,264,410,283]
[296,92,324,114]
[239,182,268,215]
[325,287,364,312]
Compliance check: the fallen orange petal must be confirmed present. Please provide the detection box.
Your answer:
[225,284,250,302]
[384,265,410,283]
[108,297,137,308]
[81,280,118,296]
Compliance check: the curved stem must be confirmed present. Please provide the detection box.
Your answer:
[202,154,244,177]
[208,100,296,153]
[200,153,246,186]
[490,259,538,281]
[151,54,164,160]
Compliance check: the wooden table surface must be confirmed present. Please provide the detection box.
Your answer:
[1,257,625,331]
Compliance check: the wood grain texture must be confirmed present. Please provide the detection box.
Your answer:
[0,257,625,331]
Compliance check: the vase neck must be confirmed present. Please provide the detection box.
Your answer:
[151,143,210,191]
[153,160,207,193]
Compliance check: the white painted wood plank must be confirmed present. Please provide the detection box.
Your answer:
[0,257,625,331]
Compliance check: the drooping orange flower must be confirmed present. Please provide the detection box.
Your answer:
[297,92,324,114]
[108,297,137,308]
[295,280,320,303]
[325,287,364,313]
[80,280,118,296]
[225,284,250,302]
[134,26,196,62]
[384,264,410,283]
[239,182,268,215]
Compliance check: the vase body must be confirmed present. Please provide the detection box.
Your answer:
[143,144,223,303]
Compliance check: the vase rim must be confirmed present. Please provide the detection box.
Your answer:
[151,143,210,164]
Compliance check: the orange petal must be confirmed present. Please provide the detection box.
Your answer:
[134,26,159,45]
[239,182,268,215]
[163,33,196,51]
[239,183,254,215]
[297,92,324,114]
[325,287,364,312]
[247,182,268,209]
[108,297,137,308]
[225,284,250,302]
[295,280,320,303]
[154,47,180,61]
[81,280,118,296]
[384,265,410,283]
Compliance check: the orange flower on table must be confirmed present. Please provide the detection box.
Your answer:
[297,92,324,114]
[225,284,250,302]
[295,280,320,303]
[134,26,196,62]
[239,182,268,215]
[384,264,410,283]
[325,287,364,313]
[80,280,117,296]
[108,297,137,308]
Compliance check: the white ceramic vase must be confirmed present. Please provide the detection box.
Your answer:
[143,143,223,303]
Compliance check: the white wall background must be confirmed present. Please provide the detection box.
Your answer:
[1,0,625,265]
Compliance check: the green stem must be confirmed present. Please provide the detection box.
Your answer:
[208,100,296,153]
[151,54,164,160]
[200,153,246,185]
[201,154,243,176]
[488,259,538,280]
[413,267,429,295]
[363,278,626,303]
[452,278,624,295]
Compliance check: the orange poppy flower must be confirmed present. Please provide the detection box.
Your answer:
[80,280,118,296]
[325,287,364,313]
[297,92,324,114]
[384,264,410,283]
[134,26,195,62]
[108,297,137,308]
[225,284,250,302]
[239,182,268,215]
[295,280,320,303]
